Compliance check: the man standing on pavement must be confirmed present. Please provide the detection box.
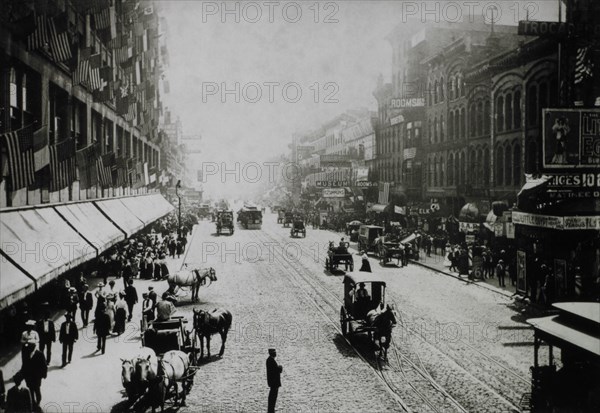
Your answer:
[5,371,32,413]
[36,312,55,366]
[142,293,155,324]
[20,340,47,409]
[79,283,94,326]
[266,348,282,413]
[20,320,39,365]
[124,279,138,322]
[59,314,78,367]
[95,309,111,354]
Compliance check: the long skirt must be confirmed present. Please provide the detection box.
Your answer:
[113,307,127,334]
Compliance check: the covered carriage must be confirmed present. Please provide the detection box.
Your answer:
[376,236,403,265]
[216,210,234,235]
[290,218,306,238]
[283,211,294,227]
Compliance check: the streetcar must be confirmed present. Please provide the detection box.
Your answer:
[237,203,263,229]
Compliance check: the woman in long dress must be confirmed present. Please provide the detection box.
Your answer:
[113,294,127,335]
[105,298,115,331]
[443,243,452,267]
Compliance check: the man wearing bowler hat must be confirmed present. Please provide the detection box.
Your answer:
[266,348,282,413]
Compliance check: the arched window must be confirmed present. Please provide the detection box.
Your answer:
[428,119,433,144]
[440,155,445,186]
[496,146,504,186]
[434,117,439,143]
[460,152,465,185]
[450,76,456,100]
[505,93,513,130]
[440,77,445,101]
[454,111,459,139]
[448,153,454,185]
[483,147,490,186]
[460,109,465,138]
[527,84,537,126]
[461,75,466,97]
[477,101,484,136]
[484,100,491,134]
[457,75,462,98]
[504,145,512,186]
[514,91,522,128]
[434,80,439,104]
[476,149,483,185]
[513,143,521,186]
[469,103,477,136]
[448,111,454,140]
[469,148,477,184]
[440,115,445,142]
[429,158,434,187]
[497,95,505,132]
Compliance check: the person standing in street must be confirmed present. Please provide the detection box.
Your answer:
[20,320,39,365]
[20,341,47,409]
[5,372,32,413]
[36,312,55,366]
[266,348,282,413]
[79,283,94,326]
[59,314,78,367]
[95,309,111,354]
[142,293,155,324]
[148,286,158,309]
[124,279,138,322]
[496,259,506,287]
[359,251,372,272]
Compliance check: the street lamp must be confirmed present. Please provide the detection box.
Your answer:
[175,179,182,239]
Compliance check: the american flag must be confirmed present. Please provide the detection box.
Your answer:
[27,15,48,51]
[0,124,36,190]
[48,15,72,62]
[378,181,390,204]
[116,157,129,187]
[574,46,593,85]
[97,152,115,188]
[75,143,99,190]
[94,8,110,30]
[73,47,91,85]
[88,53,102,90]
[49,138,76,192]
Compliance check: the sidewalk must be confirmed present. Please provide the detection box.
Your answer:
[409,251,518,298]
[0,225,196,411]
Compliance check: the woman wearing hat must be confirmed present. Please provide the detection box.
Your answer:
[113,293,127,335]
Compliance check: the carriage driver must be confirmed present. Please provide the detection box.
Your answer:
[356,283,370,302]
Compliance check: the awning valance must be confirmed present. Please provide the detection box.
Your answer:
[0,208,96,289]
[54,203,125,255]
[94,199,145,237]
[119,194,174,225]
[0,259,35,309]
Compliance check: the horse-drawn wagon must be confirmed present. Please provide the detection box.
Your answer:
[277,208,285,224]
[325,241,354,272]
[216,210,234,235]
[283,211,294,227]
[376,237,403,266]
[339,273,397,359]
[290,218,306,238]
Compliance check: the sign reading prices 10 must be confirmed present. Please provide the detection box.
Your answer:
[542,109,600,170]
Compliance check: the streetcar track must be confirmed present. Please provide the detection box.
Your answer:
[261,223,524,412]
[253,227,472,412]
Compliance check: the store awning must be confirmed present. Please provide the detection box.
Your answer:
[119,193,174,226]
[94,199,145,237]
[368,204,388,213]
[0,207,96,290]
[0,259,35,309]
[54,203,125,255]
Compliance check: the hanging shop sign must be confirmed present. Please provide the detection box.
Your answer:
[459,222,480,233]
[356,181,377,187]
[390,114,404,126]
[316,181,348,188]
[390,97,425,109]
[322,188,346,198]
[544,172,600,200]
[542,109,600,170]
[512,212,600,230]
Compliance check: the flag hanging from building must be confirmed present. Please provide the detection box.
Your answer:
[32,125,49,172]
[48,13,72,62]
[49,138,76,192]
[97,151,115,188]
[115,157,129,187]
[27,15,49,51]
[93,7,110,30]
[378,182,390,204]
[0,124,36,190]
[75,142,99,190]
[574,46,594,85]
[88,53,102,90]
[73,47,92,85]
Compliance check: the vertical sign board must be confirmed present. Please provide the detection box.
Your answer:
[542,109,600,170]
[516,250,527,295]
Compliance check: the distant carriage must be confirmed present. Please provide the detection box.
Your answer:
[238,203,263,229]
[376,236,403,266]
[290,218,306,238]
[325,241,354,272]
[277,209,286,224]
[283,211,294,227]
[339,273,397,359]
[216,210,234,235]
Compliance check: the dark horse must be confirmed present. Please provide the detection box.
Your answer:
[193,308,233,360]
[367,304,398,360]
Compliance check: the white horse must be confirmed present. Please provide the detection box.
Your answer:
[121,347,158,403]
[167,266,217,302]
[156,350,192,407]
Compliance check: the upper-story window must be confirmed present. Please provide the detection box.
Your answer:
[505,93,513,130]
[484,100,491,134]
[440,115,445,142]
[439,77,445,102]
[514,91,522,128]
[497,95,505,132]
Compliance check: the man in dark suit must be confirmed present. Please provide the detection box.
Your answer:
[59,314,78,367]
[20,344,47,408]
[95,309,111,354]
[148,286,158,308]
[5,372,32,413]
[124,279,138,322]
[266,348,282,413]
[79,283,94,326]
[36,312,55,366]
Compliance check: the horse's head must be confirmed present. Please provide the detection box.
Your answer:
[208,267,216,280]
[134,355,154,384]
[121,359,133,384]
[385,304,398,328]
[193,308,207,329]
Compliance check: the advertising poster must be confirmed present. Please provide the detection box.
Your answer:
[543,109,600,169]
[517,250,527,294]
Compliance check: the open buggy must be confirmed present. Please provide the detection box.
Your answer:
[339,273,397,359]
[325,241,354,272]
[376,236,403,265]
[216,210,234,235]
[290,218,306,238]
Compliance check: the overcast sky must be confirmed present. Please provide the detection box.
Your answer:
[159,0,559,199]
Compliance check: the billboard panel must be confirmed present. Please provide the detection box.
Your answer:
[543,109,600,169]
[322,188,346,198]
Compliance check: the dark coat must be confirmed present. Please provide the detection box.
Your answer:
[35,320,56,343]
[5,385,33,413]
[148,290,158,306]
[124,285,138,304]
[266,356,282,388]
[59,321,79,343]
[21,350,47,382]
[79,291,94,310]
[95,312,111,337]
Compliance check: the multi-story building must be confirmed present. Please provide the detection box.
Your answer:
[0,0,175,207]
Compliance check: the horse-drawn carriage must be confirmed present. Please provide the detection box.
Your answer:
[216,210,234,235]
[290,218,306,238]
[325,241,354,272]
[339,273,397,359]
[277,209,286,224]
[376,236,403,266]
[283,211,294,227]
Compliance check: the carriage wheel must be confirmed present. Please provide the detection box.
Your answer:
[340,307,347,336]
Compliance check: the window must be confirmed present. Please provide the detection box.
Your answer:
[440,155,445,186]
[9,68,18,109]
[477,101,483,136]
[455,153,461,185]
[504,145,512,186]
[428,82,433,106]
[448,153,454,185]
[527,84,537,126]
[429,158,434,187]
[469,148,477,184]
[496,147,504,186]
[454,110,460,139]
[497,95,504,132]
[434,118,439,143]
[484,100,491,134]
[448,111,454,140]
[460,74,465,97]
[460,109,465,138]
[440,77,445,101]
[505,93,513,130]
[483,147,490,186]
[514,91,522,128]
[513,144,521,186]
[469,103,476,136]
[450,77,456,100]
[440,115,445,142]
[434,80,439,104]
[459,152,465,185]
